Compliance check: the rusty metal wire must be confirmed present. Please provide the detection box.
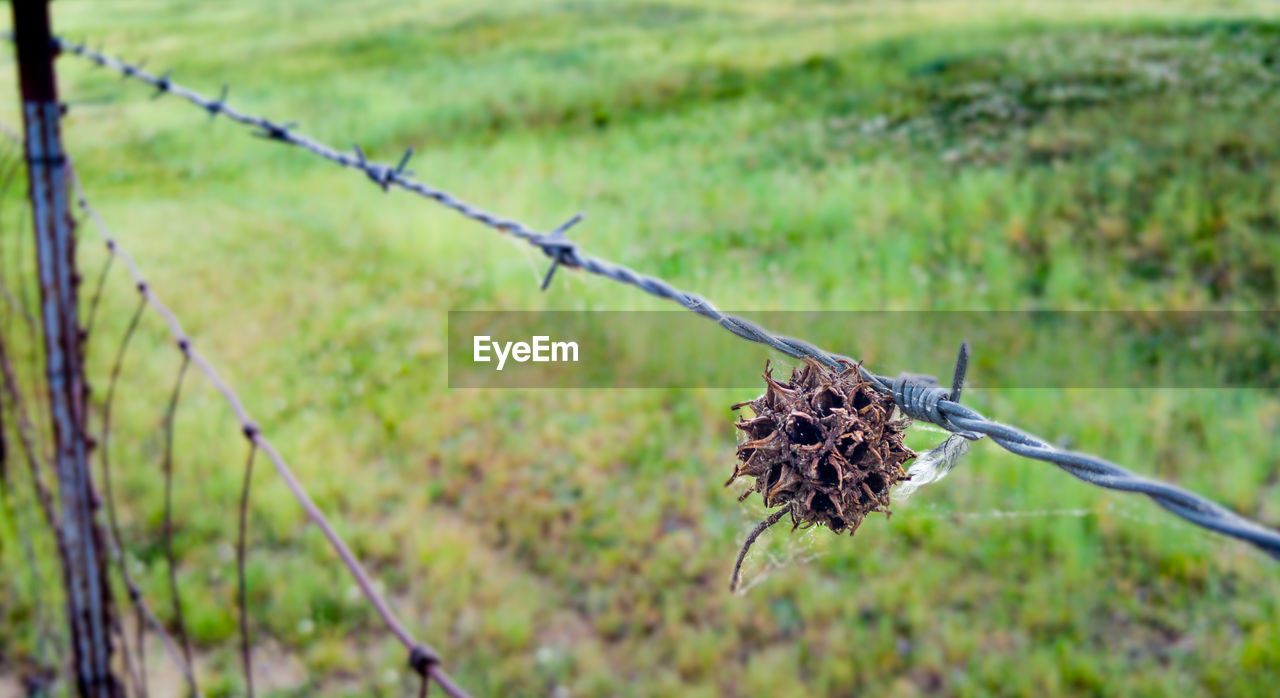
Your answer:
[98,295,150,698]
[65,164,469,698]
[47,37,1280,563]
[159,353,196,694]
[236,443,257,698]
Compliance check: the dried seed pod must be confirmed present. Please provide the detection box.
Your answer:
[728,359,915,536]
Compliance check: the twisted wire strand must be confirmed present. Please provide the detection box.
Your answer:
[939,401,1280,558]
[44,40,1280,562]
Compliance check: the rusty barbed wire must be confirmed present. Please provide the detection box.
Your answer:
[44,36,1280,563]
[64,165,469,698]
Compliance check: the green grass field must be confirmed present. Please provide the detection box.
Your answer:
[2,1,1279,696]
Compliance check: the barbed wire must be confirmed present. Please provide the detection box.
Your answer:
[45,36,1280,563]
[64,164,468,697]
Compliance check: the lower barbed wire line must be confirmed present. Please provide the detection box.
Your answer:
[24,35,1276,580]
[64,164,469,698]
[159,353,198,696]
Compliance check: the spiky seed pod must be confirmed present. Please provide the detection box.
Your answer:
[728,359,915,535]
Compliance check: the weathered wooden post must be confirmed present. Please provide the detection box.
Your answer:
[10,2,122,695]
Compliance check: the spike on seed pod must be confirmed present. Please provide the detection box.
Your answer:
[728,359,915,589]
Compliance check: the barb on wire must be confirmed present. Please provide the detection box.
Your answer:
[354,144,415,191]
[65,162,469,697]
[152,69,173,99]
[206,85,229,119]
[45,39,1280,564]
[539,213,585,290]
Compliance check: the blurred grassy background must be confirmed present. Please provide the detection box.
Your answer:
[1,1,1278,696]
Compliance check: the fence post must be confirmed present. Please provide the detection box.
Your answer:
[10,2,122,696]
